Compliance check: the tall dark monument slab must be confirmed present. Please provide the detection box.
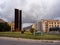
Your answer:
[18,10,22,31]
[14,9,22,31]
[15,9,19,31]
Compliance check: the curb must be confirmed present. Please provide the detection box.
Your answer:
[0,37,60,43]
[17,38,60,43]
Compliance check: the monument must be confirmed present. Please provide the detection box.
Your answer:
[14,9,22,31]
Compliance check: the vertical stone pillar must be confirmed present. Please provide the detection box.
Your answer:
[14,9,22,32]
[14,9,19,31]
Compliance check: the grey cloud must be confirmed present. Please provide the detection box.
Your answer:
[0,0,27,22]
[0,0,60,23]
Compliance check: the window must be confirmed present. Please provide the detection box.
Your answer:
[57,22,59,24]
[55,25,56,27]
[52,22,53,24]
[55,22,56,24]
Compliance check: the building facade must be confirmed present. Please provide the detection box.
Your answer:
[8,22,14,32]
[32,19,60,32]
[42,20,60,32]
[32,21,43,32]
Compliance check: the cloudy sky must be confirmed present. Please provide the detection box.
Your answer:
[0,0,60,23]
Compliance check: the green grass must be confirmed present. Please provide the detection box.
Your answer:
[0,32,60,40]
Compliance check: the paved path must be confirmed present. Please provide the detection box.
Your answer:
[0,37,60,45]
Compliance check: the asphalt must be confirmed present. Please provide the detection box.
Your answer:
[0,37,60,45]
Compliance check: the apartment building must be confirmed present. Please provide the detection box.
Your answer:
[32,19,60,32]
[42,20,60,32]
[32,20,43,32]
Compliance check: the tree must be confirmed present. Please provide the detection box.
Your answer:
[21,30,25,34]
[30,28,35,34]
[0,23,4,31]
[0,22,11,32]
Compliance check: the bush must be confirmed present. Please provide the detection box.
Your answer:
[0,22,11,32]
[30,28,35,34]
[21,30,25,34]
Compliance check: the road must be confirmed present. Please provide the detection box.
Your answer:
[0,37,60,45]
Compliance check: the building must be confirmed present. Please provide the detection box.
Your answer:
[42,20,60,32]
[32,19,60,32]
[8,22,14,32]
[0,19,5,23]
[32,20,43,32]
[14,9,22,32]
[23,25,32,32]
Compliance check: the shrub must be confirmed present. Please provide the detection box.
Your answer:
[21,30,25,34]
[30,28,35,34]
[0,22,11,32]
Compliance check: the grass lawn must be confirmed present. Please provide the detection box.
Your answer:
[0,32,60,40]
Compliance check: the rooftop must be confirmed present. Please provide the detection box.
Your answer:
[0,19,5,23]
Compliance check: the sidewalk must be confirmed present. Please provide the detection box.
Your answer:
[0,37,60,43]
